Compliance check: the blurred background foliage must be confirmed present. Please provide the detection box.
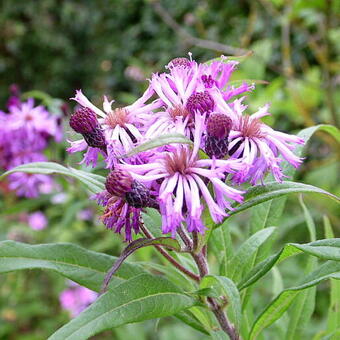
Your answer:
[0,0,339,339]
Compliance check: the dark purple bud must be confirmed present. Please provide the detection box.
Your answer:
[205,136,230,159]
[206,113,232,139]
[69,107,98,134]
[169,57,191,68]
[201,75,216,88]
[83,129,106,150]
[186,91,215,115]
[125,181,157,209]
[105,169,134,197]
[70,107,106,150]
[205,113,232,159]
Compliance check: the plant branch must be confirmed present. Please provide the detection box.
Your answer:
[192,251,240,339]
[151,1,248,56]
[140,223,200,282]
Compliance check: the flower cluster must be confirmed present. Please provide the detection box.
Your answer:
[0,87,62,197]
[68,55,304,241]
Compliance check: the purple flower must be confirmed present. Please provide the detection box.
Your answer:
[27,211,48,230]
[93,169,158,241]
[0,94,62,198]
[59,282,97,318]
[8,172,54,198]
[7,98,61,142]
[68,88,162,166]
[145,55,253,139]
[121,113,244,236]
[217,98,305,184]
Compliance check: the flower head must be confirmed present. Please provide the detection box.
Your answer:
[121,113,244,236]
[224,98,305,184]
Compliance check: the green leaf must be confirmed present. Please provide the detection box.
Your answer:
[249,261,340,340]
[48,273,197,340]
[0,162,105,194]
[0,241,143,292]
[228,227,276,282]
[239,238,340,290]
[229,181,339,217]
[141,208,163,238]
[120,133,193,158]
[210,219,233,276]
[285,196,317,340]
[102,237,182,291]
[200,275,242,331]
[175,310,210,335]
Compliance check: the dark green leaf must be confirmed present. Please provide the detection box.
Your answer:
[0,162,105,193]
[229,181,339,217]
[239,238,340,290]
[249,261,340,340]
[228,227,276,282]
[49,274,197,340]
[200,275,242,331]
[0,241,143,292]
[102,237,181,291]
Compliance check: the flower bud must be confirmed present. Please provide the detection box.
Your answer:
[69,107,98,134]
[205,113,232,159]
[206,113,232,139]
[169,57,191,68]
[105,169,133,197]
[70,107,106,150]
[125,181,156,208]
[186,91,214,115]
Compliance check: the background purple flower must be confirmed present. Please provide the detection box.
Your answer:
[59,283,97,318]
[27,211,48,230]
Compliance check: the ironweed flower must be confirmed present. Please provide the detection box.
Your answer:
[121,113,244,236]
[68,88,162,166]
[69,54,305,240]
[213,97,305,184]
[93,168,157,241]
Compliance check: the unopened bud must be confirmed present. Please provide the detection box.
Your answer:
[205,113,232,159]
[206,113,232,139]
[105,169,133,197]
[169,57,191,68]
[125,181,156,208]
[70,107,106,150]
[186,91,214,115]
[70,107,97,134]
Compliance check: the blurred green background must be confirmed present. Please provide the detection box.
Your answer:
[0,0,339,339]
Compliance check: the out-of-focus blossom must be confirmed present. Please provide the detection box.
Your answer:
[59,282,97,318]
[27,211,48,230]
[0,89,63,198]
[77,208,93,221]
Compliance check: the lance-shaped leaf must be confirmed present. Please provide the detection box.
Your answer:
[239,238,340,290]
[0,241,144,291]
[120,133,193,158]
[200,275,242,332]
[249,261,340,340]
[227,227,276,282]
[49,273,197,340]
[102,237,181,291]
[0,162,105,194]
[229,181,339,217]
